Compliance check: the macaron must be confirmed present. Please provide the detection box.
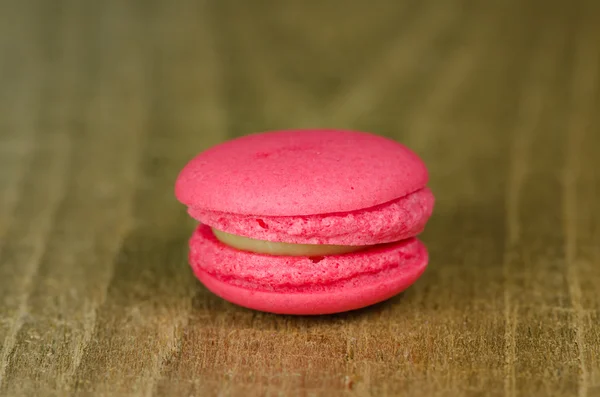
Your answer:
[175,129,434,315]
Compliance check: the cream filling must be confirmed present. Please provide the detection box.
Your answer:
[212,228,368,256]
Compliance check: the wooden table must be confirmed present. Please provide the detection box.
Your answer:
[1,0,599,396]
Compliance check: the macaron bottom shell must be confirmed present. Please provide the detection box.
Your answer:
[189,225,428,315]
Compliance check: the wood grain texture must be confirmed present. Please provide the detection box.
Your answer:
[0,0,599,396]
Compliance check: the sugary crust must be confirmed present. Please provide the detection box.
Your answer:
[176,130,429,216]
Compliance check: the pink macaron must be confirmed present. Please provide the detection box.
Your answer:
[175,129,434,315]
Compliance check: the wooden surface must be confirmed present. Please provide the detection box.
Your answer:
[1,0,599,396]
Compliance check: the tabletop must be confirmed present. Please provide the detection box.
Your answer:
[1,0,599,396]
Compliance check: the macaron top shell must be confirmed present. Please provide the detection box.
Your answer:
[175,129,429,216]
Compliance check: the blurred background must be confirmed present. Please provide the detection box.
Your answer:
[0,0,599,396]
